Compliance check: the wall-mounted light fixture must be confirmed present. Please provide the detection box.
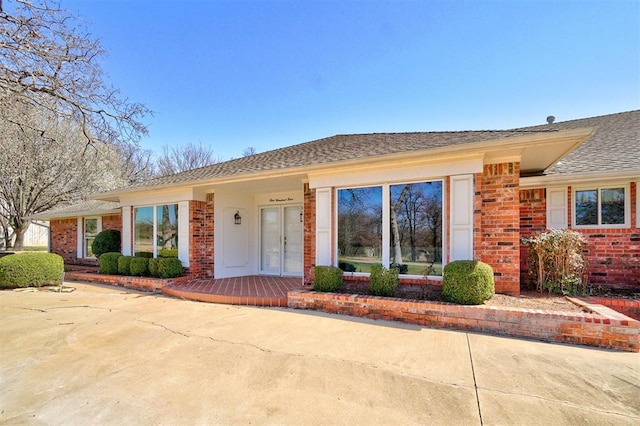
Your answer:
[300,209,304,223]
[234,211,242,225]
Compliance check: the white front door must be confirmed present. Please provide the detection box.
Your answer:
[260,205,303,276]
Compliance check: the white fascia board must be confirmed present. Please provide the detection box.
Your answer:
[117,187,204,206]
[521,170,640,189]
[309,155,483,189]
[30,209,121,221]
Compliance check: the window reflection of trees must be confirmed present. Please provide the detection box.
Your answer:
[338,181,443,276]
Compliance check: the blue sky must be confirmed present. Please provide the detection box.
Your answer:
[62,0,639,160]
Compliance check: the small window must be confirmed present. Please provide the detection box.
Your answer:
[84,218,100,257]
[574,186,628,228]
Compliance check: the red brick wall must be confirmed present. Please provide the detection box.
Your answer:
[476,163,521,295]
[518,183,639,288]
[50,218,77,263]
[188,195,215,279]
[303,184,316,284]
[102,215,122,232]
[519,189,546,287]
[50,214,123,264]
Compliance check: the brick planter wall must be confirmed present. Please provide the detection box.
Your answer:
[64,270,192,293]
[288,290,640,352]
[586,297,640,321]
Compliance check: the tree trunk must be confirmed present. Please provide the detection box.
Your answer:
[390,185,411,265]
[12,223,28,250]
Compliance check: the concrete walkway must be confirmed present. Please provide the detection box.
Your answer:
[1,283,638,425]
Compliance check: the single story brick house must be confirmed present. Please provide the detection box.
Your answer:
[34,110,639,294]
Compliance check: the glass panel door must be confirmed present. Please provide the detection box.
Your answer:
[283,206,303,275]
[260,205,303,276]
[260,207,281,274]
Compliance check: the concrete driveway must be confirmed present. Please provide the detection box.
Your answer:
[1,283,638,425]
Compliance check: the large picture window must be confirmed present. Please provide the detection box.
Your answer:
[337,181,443,276]
[574,186,628,227]
[337,186,382,273]
[134,204,178,257]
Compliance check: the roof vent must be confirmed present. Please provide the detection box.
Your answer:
[546,115,556,124]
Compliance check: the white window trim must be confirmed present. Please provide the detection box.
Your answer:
[572,183,630,229]
[133,204,183,261]
[334,178,446,279]
[82,216,102,259]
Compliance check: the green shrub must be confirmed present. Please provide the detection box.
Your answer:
[370,264,399,296]
[442,260,495,305]
[0,252,64,289]
[117,255,134,275]
[313,266,343,292]
[157,257,184,279]
[158,249,178,258]
[148,258,160,277]
[130,257,150,276]
[99,252,122,275]
[135,251,153,258]
[91,229,121,259]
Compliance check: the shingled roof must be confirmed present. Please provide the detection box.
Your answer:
[30,200,120,220]
[102,110,638,194]
[518,110,639,175]
[121,129,562,191]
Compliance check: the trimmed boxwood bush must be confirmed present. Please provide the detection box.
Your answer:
[158,249,178,258]
[0,252,64,288]
[117,255,134,275]
[130,257,150,276]
[157,257,184,279]
[370,264,399,296]
[313,265,343,292]
[148,258,160,277]
[442,260,495,305]
[99,252,122,275]
[91,229,121,259]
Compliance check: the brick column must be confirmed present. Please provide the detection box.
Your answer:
[188,194,215,279]
[50,218,78,263]
[303,183,316,284]
[478,162,521,295]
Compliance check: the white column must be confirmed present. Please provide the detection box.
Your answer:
[121,206,132,255]
[76,217,83,259]
[178,201,190,267]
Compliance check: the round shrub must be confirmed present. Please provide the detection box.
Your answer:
[99,252,122,275]
[148,258,160,277]
[158,249,178,258]
[0,252,64,289]
[91,230,121,259]
[369,264,399,297]
[157,257,184,279]
[117,256,134,275]
[313,265,343,292]
[442,260,495,305]
[130,257,150,276]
